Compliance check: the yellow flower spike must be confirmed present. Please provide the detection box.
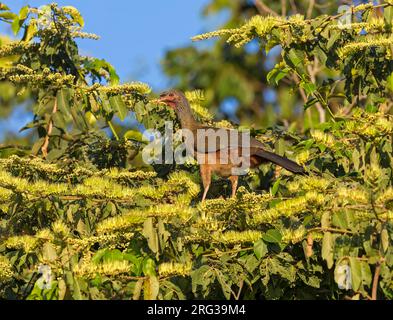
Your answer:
[376,187,393,206]
[281,227,306,244]
[5,235,38,253]
[295,150,310,165]
[310,130,336,148]
[52,220,70,238]
[36,229,54,241]
[304,191,325,205]
[336,187,369,204]
[213,230,262,244]
[96,212,145,234]
[73,260,132,278]
[158,262,192,277]
[0,255,13,281]
[67,233,134,250]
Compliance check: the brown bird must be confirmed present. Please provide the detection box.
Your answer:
[158,90,304,201]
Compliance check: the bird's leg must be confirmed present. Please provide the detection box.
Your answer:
[200,165,211,202]
[229,175,239,198]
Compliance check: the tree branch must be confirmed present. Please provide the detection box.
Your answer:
[41,97,58,158]
[371,262,381,300]
[281,0,287,16]
[289,0,298,14]
[254,0,279,16]
[307,0,315,19]
[0,144,30,151]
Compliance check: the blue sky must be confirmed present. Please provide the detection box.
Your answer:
[1,0,227,90]
[0,1,227,139]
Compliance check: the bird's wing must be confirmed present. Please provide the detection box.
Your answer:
[192,126,264,153]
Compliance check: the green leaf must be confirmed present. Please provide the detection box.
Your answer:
[326,30,340,50]
[267,64,290,85]
[381,229,389,253]
[142,218,159,255]
[349,257,363,292]
[31,137,45,155]
[0,11,16,20]
[19,6,28,20]
[144,276,159,300]
[254,239,268,259]
[360,261,372,288]
[109,95,128,121]
[88,95,99,113]
[352,149,360,171]
[303,214,313,226]
[124,130,144,142]
[271,177,281,196]
[11,6,28,35]
[365,104,378,113]
[304,97,318,110]
[284,49,306,74]
[322,232,334,269]
[134,101,147,122]
[332,211,348,229]
[300,80,316,97]
[102,249,123,263]
[52,112,66,130]
[99,92,112,113]
[142,258,156,277]
[57,89,73,123]
[42,242,57,261]
[132,279,144,300]
[11,16,20,35]
[63,6,84,27]
[321,211,330,228]
[91,249,107,264]
[22,20,37,42]
[0,4,10,11]
[387,73,393,92]
[58,279,66,300]
[384,6,393,25]
[72,276,83,300]
[84,58,119,85]
[262,229,282,243]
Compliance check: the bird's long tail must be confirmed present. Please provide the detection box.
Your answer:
[255,149,305,174]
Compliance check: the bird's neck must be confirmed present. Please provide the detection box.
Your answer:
[175,101,200,130]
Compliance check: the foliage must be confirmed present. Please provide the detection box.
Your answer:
[162,0,344,128]
[192,1,393,124]
[0,1,393,301]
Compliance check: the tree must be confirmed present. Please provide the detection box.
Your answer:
[162,0,345,129]
[1,1,393,300]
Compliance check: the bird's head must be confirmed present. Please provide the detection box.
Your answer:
[157,90,187,109]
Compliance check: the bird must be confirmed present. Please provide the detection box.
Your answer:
[158,89,304,201]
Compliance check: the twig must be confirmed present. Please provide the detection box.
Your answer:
[371,262,381,300]
[307,59,326,123]
[291,74,314,129]
[308,227,354,235]
[203,246,253,257]
[234,280,244,300]
[0,144,30,151]
[307,0,315,19]
[289,0,298,14]
[281,0,287,16]
[41,96,58,158]
[254,0,279,16]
